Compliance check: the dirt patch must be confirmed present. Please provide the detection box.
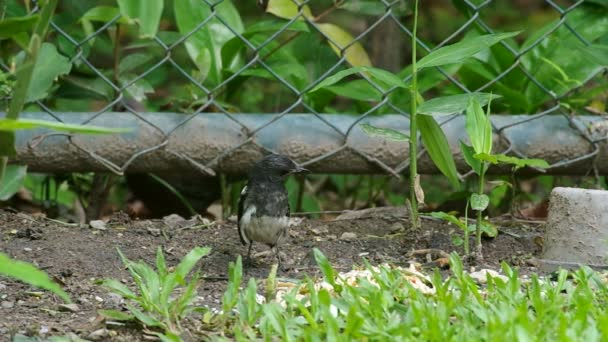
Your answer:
[0,209,544,340]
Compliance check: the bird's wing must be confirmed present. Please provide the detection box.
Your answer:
[237,185,248,245]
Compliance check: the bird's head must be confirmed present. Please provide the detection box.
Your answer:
[251,154,308,180]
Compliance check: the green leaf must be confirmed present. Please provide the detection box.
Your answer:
[117,0,164,38]
[125,303,164,328]
[482,221,497,237]
[418,93,501,116]
[80,6,128,24]
[430,211,467,231]
[360,123,408,141]
[118,53,155,75]
[119,74,154,102]
[418,115,460,188]
[417,32,520,70]
[0,15,39,39]
[0,252,70,303]
[582,44,608,67]
[174,247,211,280]
[97,309,135,321]
[325,79,382,101]
[0,118,130,134]
[22,43,72,102]
[339,0,408,16]
[474,153,550,170]
[309,66,407,93]
[470,193,489,211]
[317,23,372,67]
[465,98,492,155]
[265,0,313,20]
[100,279,137,299]
[174,0,244,87]
[313,248,340,291]
[460,142,485,176]
[155,247,167,280]
[0,165,27,201]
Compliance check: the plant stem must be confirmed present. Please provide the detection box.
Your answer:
[475,167,485,260]
[0,156,7,189]
[409,0,420,229]
[464,199,470,257]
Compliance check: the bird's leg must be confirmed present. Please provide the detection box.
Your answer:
[245,242,254,267]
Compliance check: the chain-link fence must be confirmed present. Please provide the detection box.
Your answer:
[3,0,608,179]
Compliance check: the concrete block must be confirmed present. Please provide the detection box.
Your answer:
[539,187,608,272]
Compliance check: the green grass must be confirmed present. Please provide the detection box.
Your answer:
[102,247,608,341]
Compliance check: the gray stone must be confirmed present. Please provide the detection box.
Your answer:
[540,187,608,272]
[1,301,14,309]
[340,232,357,241]
[89,220,107,230]
[87,328,109,340]
[58,303,80,312]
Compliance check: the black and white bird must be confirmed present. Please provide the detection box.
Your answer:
[237,154,308,269]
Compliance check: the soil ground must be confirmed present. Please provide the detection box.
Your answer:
[0,208,544,341]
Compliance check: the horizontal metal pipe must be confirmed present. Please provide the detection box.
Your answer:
[4,112,606,176]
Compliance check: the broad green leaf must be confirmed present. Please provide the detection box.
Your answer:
[97,309,135,321]
[0,15,39,39]
[0,252,70,303]
[522,7,608,111]
[174,247,211,279]
[125,303,163,328]
[19,43,71,102]
[418,115,460,188]
[465,98,492,155]
[360,123,408,141]
[460,141,486,176]
[313,248,340,291]
[175,0,244,87]
[474,153,550,170]
[155,247,167,280]
[583,44,608,67]
[117,0,164,38]
[119,74,154,102]
[325,79,382,101]
[470,193,489,211]
[100,279,137,299]
[339,0,408,16]
[0,165,27,201]
[119,53,155,75]
[0,118,130,134]
[317,23,372,67]
[80,6,128,24]
[309,66,407,93]
[473,220,498,238]
[243,19,309,35]
[430,211,467,230]
[265,0,313,20]
[418,93,501,116]
[417,32,520,70]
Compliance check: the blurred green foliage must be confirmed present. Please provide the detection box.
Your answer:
[0,0,606,218]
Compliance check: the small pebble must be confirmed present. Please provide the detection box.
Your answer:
[469,269,508,284]
[340,232,357,241]
[87,328,109,340]
[23,247,32,252]
[1,301,14,309]
[94,296,104,303]
[89,220,107,230]
[58,303,80,313]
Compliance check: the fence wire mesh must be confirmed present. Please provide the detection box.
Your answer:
[2,0,608,179]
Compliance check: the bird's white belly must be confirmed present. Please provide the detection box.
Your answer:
[244,216,289,246]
